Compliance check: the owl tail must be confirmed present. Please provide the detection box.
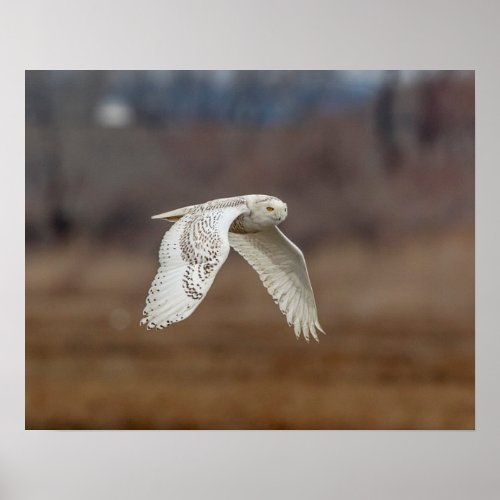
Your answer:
[151,204,197,222]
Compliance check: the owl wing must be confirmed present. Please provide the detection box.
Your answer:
[141,204,249,330]
[228,227,325,342]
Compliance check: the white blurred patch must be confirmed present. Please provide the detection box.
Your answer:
[95,99,134,128]
[109,308,131,331]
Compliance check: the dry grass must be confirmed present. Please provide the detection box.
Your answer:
[25,227,474,429]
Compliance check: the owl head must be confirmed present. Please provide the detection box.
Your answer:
[248,195,288,227]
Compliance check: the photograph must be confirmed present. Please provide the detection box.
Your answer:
[25,70,474,429]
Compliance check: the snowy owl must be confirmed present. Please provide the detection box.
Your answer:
[141,195,325,342]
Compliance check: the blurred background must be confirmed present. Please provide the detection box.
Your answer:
[25,70,474,429]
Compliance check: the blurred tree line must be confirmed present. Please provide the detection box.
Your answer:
[25,71,474,250]
[26,71,375,127]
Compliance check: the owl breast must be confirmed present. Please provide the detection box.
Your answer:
[229,214,254,234]
[229,210,282,233]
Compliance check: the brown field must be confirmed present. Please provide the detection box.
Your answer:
[25,227,474,429]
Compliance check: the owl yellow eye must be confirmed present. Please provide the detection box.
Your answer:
[266,207,274,212]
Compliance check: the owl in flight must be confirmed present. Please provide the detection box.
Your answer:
[141,195,325,342]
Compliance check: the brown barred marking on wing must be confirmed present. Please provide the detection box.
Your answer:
[196,196,247,212]
[178,210,225,300]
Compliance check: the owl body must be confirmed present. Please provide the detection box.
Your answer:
[142,194,324,342]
